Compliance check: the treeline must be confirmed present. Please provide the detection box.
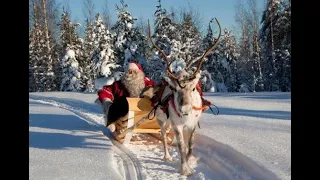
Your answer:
[29,0,291,92]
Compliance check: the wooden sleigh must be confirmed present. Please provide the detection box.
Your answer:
[107,97,175,145]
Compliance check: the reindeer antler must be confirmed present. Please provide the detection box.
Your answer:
[188,18,222,81]
[147,19,179,81]
[147,18,221,88]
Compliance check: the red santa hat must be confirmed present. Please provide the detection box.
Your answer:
[128,62,143,72]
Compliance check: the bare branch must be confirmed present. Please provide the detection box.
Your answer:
[83,0,95,25]
[102,0,111,29]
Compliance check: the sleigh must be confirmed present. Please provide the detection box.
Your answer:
[106,97,175,145]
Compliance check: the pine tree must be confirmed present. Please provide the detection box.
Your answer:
[60,49,83,91]
[59,10,82,50]
[180,13,202,67]
[111,0,147,71]
[29,0,56,92]
[58,10,83,91]
[81,19,95,92]
[221,29,241,92]
[201,20,228,92]
[260,0,284,91]
[29,21,55,92]
[147,0,180,84]
[200,23,216,91]
[92,13,119,79]
[274,0,291,91]
[29,20,43,92]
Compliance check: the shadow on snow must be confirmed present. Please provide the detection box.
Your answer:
[204,106,290,120]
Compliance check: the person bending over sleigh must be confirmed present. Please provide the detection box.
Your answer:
[96,61,156,143]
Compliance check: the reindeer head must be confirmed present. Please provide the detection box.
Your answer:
[163,69,202,115]
[148,19,221,116]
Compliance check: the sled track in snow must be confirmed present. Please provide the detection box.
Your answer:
[193,134,280,180]
[132,133,279,180]
[29,96,143,180]
[102,129,143,180]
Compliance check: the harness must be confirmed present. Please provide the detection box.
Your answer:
[125,79,219,133]
[148,79,219,127]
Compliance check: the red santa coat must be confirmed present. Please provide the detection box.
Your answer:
[98,77,155,102]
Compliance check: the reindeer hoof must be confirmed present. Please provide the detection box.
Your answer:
[180,164,194,176]
[163,156,174,162]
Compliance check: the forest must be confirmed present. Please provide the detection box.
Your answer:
[29,0,291,93]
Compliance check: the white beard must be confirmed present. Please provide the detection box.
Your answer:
[121,70,145,97]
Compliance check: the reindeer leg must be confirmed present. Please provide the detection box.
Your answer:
[186,126,196,164]
[173,125,194,176]
[157,119,173,162]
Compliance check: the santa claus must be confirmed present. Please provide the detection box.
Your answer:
[97,61,156,142]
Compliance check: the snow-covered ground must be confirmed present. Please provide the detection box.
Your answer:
[29,91,290,180]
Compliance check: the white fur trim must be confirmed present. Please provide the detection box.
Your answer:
[128,62,139,71]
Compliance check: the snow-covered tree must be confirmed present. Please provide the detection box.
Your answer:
[200,70,215,92]
[260,0,291,91]
[153,0,175,56]
[58,10,84,91]
[200,20,228,92]
[59,10,82,50]
[58,10,83,64]
[60,49,83,91]
[179,12,203,67]
[272,0,291,91]
[29,23,42,92]
[146,0,179,84]
[237,24,252,92]
[80,19,95,92]
[145,54,166,85]
[221,29,241,92]
[111,0,149,71]
[92,13,119,78]
[29,0,56,92]
[233,0,266,92]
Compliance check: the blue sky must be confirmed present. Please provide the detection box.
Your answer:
[57,0,266,36]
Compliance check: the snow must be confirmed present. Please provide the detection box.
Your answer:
[94,77,115,90]
[29,91,290,180]
[66,49,75,59]
[113,71,124,81]
[127,22,133,29]
[29,97,123,180]
[70,61,78,68]
[220,57,230,71]
[170,59,186,73]
[239,83,250,93]
[60,50,82,91]
[209,87,215,92]
[100,63,114,77]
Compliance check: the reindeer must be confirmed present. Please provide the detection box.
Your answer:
[147,18,221,176]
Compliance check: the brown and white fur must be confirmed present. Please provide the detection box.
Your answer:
[155,70,202,176]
